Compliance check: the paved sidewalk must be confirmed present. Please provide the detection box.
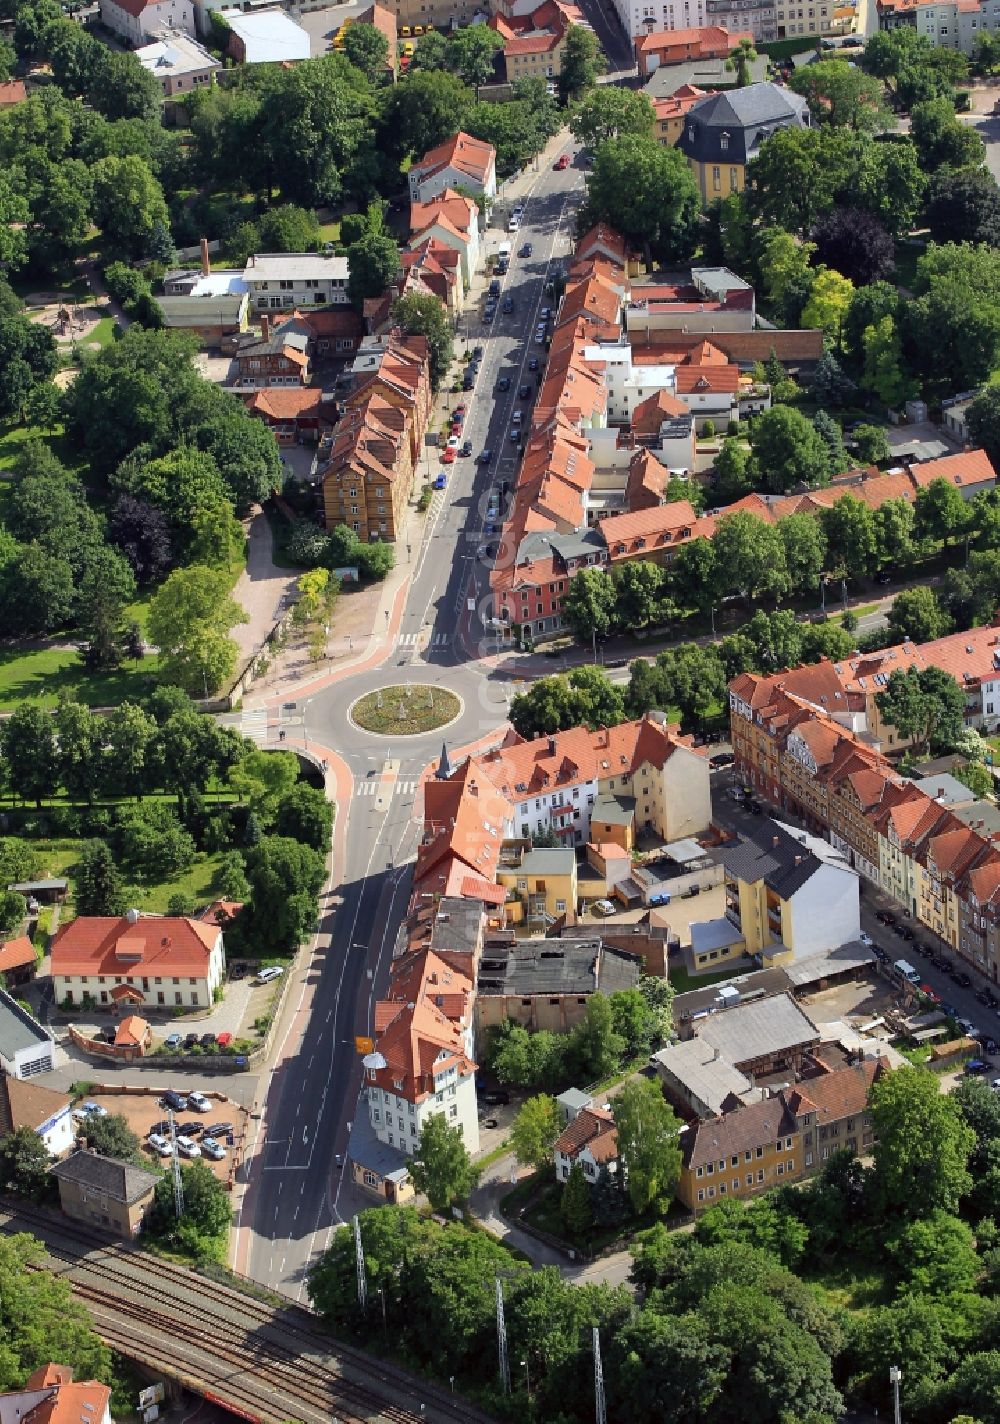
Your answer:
[232,510,299,666]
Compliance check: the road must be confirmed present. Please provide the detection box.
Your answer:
[239,139,590,1298]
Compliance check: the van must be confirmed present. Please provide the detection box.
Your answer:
[893,959,920,987]
[497,242,511,262]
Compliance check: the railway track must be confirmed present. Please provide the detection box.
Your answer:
[0,1203,494,1424]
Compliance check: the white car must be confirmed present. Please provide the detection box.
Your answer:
[859,931,873,946]
[147,1132,171,1157]
[201,1137,226,1161]
[176,1136,201,1158]
[957,1018,982,1040]
[187,1091,212,1114]
[507,216,521,232]
[593,899,616,917]
[256,966,284,984]
[446,435,460,450]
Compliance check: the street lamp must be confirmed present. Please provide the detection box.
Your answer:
[820,576,828,615]
[889,1364,902,1424]
[520,1359,530,1397]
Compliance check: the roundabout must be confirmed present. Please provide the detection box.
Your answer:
[348,683,463,737]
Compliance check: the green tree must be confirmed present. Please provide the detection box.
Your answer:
[558,23,603,102]
[560,1161,594,1241]
[408,1112,479,1210]
[610,1310,728,1422]
[217,850,251,901]
[712,437,754,502]
[91,153,170,258]
[445,23,503,88]
[967,384,1000,474]
[860,315,910,408]
[381,69,472,161]
[887,1210,979,1298]
[779,512,827,593]
[611,559,669,631]
[694,1196,809,1268]
[343,21,389,81]
[746,126,857,235]
[392,291,453,391]
[81,1112,143,1163]
[853,422,891,465]
[230,748,300,819]
[711,512,791,601]
[790,57,888,130]
[511,1094,561,1170]
[0,889,24,933]
[116,801,195,880]
[570,86,654,148]
[609,985,662,1057]
[873,496,916,569]
[886,585,952,643]
[149,1160,232,1257]
[812,409,850,475]
[0,838,39,886]
[749,405,831,493]
[870,1066,975,1219]
[927,167,1000,247]
[347,231,399,308]
[274,783,333,851]
[910,95,985,170]
[147,565,246,696]
[584,136,699,264]
[801,266,854,346]
[241,834,325,951]
[727,35,757,86]
[0,1233,110,1391]
[613,1076,682,1213]
[0,1124,52,1198]
[562,567,617,646]
[2,702,58,807]
[74,840,128,917]
[575,992,625,1081]
[855,137,926,237]
[820,493,878,581]
[916,476,972,549]
[810,349,856,409]
[757,228,816,326]
[878,664,967,751]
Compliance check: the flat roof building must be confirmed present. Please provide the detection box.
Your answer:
[135,29,220,95]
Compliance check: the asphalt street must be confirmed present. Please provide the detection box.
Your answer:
[240,139,590,1297]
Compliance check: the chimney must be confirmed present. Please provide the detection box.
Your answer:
[772,835,780,848]
[261,313,270,343]
[547,736,557,754]
[199,237,210,277]
[938,787,945,798]
[794,854,802,866]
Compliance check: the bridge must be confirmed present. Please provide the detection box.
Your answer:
[0,1204,494,1424]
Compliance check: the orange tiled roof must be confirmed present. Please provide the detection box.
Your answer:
[51,914,219,978]
[114,1014,150,1048]
[553,1105,618,1164]
[0,936,36,973]
[413,131,495,185]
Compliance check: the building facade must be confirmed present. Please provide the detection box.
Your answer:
[242,253,350,313]
[51,1150,158,1238]
[677,83,810,201]
[0,989,56,1079]
[50,911,226,1010]
[98,0,194,42]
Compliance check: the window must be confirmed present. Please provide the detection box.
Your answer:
[698,1189,705,1202]
[175,992,182,1005]
[712,166,721,191]
[732,1179,739,1192]
[696,1166,704,1178]
[746,1174,753,1186]
[720,132,729,151]
[805,1152,813,1167]
[757,1169,764,1183]
[756,1145,764,1158]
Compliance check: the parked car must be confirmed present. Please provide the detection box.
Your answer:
[149,1120,170,1136]
[184,1032,200,1049]
[201,1137,226,1161]
[520,242,533,257]
[709,752,735,768]
[539,307,551,321]
[965,1059,991,1074]
[229,964,247,980]
[556,153,570,170]
[461,440,473,457]
[175,1122,203,1138]
[958,1017,981,1039]
[518,383,532,400]
[488,279,501,298]
[160,1090,187,1112]
[593,898,616,916]
[81,1101,108,1118]
[534,326,546,344]
[957,972,973,988]
[176,1136,201,1158]
[95,1027,116,1045]
[502,296,513,314]
[984,1037,1000,1055]
[483,307,495,325]
[203,1122,233,1139]
[199,1034,216,1049]
[648,892,670,906]
[477,449,493,465]
[217,1032,233,1049]
[163,1033,183,1050]
[433,473,447,489]
[875,911,894,925]
[256,966,284,984]
[147,1133,172,1157]
[873,946,890,963]
[188,1091,212,1113]
[920,984,941,1003]
[479,1089,511,1106]
[528,356,539,371]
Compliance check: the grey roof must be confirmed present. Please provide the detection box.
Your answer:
[159,294,246,327]
[908,773,976,807]
[721,817,852,900]
[235,326,309,358]
[652,1037,754,1115]
[9,878,67,893]
[782,942,875,987]
[662,837,710,866]
[556,1087,593,1114]
[691,267,752,298]
[953,800,1000,838]
[477,937,642,997]
[0,988,51,1059]
[52,1149,158,1204]
[243,252,348,283]
[690,917,745,954]
[347,1109,409,1185]
[674,967,791,1023]
[644,53,768,98]
[517,847,577,875]
[695,992,819,1066]
[591,796,635,827]
[428,897,483,956]
[676,82,809,167]
[516,527,606,569]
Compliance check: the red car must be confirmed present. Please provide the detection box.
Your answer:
[920,984,941,1003]
[441,446,456,464]
[555,154,570,170]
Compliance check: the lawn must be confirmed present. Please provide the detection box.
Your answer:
[264,502,309,570]
[122,851,226,914]
[85,316,118,349]
[0,646,161,710]
[350,685,460,735]
[894,240,926,293]
[803,1255,892,1313]
[0,421,86,474]
[317,218,342,245]
[669,963,742,994]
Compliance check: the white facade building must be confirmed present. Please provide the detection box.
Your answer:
[242,253,350,312]
[50,912,226,1011]
[99,0,195,43]
[0,989,57,1080]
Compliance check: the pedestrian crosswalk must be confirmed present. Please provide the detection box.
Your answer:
[396,632,450,648]
[355,779,418,799]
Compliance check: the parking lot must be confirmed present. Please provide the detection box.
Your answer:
[73,1087,249,1185]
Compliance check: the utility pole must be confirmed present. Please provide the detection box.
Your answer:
[354,1216,367,1313]
[593,1328,606,1424]
[168,1109,183,1220]
[890,1364,902,1424]
[496,1278,510,1395]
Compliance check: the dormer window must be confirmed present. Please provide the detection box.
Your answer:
[688,126,694,141]
[720,131,730,152]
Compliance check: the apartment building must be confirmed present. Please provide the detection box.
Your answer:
[476,934,642,1032]
[410,189,482,283]
[135,29,219,95]
[242,253,350,312]
[99,0,194,43]
[703,0,776,38]
[490,0,583,82]
[408,132,497,206]
[231,315,311,387]
[0,1075,74,1157]
[877,0,999,52]
[365,949,480,1166]
[50,910,225,1010]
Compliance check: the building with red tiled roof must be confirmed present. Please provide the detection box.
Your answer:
[50,911,225,1011]
[0,1075,74,1157]
[0,1365,112,1424]
[408,132,497,206]
[0,80,27,108]
[489,0,583,83]
[243,385,337,445]
[409,188,481,283]
[0,935,37,985]
[554,1104,619,1183]
[634,22,752,75]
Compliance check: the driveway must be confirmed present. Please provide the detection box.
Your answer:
[232,509,299,666]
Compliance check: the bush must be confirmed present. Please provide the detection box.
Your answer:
[701,419,716,438]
